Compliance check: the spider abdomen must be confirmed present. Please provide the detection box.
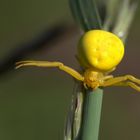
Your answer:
[77,30,124,71]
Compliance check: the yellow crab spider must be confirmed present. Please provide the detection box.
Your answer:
[16,30,140,92]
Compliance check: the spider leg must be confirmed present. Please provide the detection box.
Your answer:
[16,60,84,81]
[112,81,140,92]
[103,75,113,80]
[102,76,128,87]
[102,75,140,92]
[123,75,140,85]
[102,75,140,87]
[105,67,116,75]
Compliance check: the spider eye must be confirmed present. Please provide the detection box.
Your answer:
[77,30,124,71]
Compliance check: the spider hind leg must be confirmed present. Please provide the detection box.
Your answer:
[114,81,140,92]
[103,75,140,92]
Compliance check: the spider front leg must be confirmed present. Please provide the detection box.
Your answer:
[16,60,84,81]
[102,75,140,92]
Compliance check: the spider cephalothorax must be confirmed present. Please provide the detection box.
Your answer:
[83,69,115,89]
[16,30,140,92]
[83,69,105,89]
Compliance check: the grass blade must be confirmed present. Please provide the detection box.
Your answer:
[112,0,138,41]
[69,0,102,31]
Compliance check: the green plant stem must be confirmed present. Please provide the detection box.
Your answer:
[81,88,103,140]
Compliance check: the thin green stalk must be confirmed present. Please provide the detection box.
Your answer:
[81,89,103,140]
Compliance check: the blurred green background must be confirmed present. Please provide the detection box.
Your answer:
[0,0,140,140]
